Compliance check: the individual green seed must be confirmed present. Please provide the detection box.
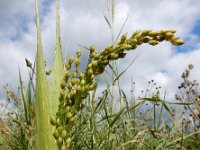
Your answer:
[56,118,61,126]
[71,78,77,85]
[79,73,85,79]
[105,44,113,53]
[90,45,95,52]
[170,36,179,42]
[53,129,59,139]
[66,137,72,146]
[129,38,137,45]
[92,61,98,67]
[76,85,81,92]
[57,126,64,134]
[85,85,89,91]
[60,90,65,99]
[94,53,100,60]
[66,93,71,99]
[112,44,120,51]
[120,43,132,50]
[60,80,66,89]
[148,40,159,46]
[118,33,127,44]
[81,101,86,108]
[68,56,75,64]
[118,52,126,58]
[64,106,70,113]
[111,54,119,60]
[67,82,72,89]
[57,137,63,146]
[66,112,73,119]
[101,49,108,56]
[141,30,151,36]
[65,71,70,80]
[50,116,57,126]
[69,117,75,124]
[148,31,159,37]
[132,30,141,36]
[166,29,176,33]
[87,69,93,76]
[76,78,80,84]
[102,60,109,65]
[90,75,95,80]
[143,37,150,43]
[88,63,92,68]
[72,72,77,78]
[76,49,82,57]
[89,82,96,90]
[174,39,184,45]
[80,86,85,93]
[75,58,80,67]
[71,89,76,95]
[80,79,86,86]
[165,32,174,39]
[188,64,193,70]
[61,130,68,139]
[61,145,67,150]
[66,64,71,70]
[90,52,96,58]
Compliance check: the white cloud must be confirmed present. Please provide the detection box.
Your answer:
[0,0,200,102]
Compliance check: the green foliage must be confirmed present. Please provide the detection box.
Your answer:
[2,1,200,150]
[34,0,52,149]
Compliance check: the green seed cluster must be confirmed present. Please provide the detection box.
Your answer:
[88,29,184,77]
[51,49,96,149]
[51,30,184,149]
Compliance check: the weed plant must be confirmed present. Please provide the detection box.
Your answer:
[0,0,199,150]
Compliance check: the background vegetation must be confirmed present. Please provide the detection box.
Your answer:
[0,0,199,150]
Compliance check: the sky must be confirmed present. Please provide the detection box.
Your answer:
[0,0,200,102]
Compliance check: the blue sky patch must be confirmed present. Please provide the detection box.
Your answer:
[175,20,200,53]
[192,19,200,36]
[10,14,30,41]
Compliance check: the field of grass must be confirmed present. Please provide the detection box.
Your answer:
[0,0,199,150]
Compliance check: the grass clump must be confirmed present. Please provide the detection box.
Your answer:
[2,0,200,150]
